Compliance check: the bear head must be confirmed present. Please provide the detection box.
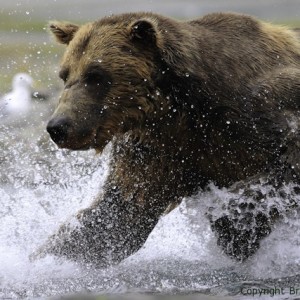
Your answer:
[46,13,186,152]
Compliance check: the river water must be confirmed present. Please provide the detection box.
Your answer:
[0,99,300,300]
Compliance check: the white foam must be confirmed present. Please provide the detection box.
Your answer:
[0,124,300,297]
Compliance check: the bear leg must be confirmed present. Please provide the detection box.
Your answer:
[31,184,170,267]
[208,173,299,261]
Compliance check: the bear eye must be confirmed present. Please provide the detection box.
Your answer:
[59,68,69,83]
[84,69,105,86]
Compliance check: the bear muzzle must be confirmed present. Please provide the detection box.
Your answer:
[47,116,99,150]
[47,117,72,146]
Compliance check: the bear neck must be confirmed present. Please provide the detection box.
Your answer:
[119,73,276,190]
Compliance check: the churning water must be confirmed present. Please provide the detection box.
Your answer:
[1,102,300,300]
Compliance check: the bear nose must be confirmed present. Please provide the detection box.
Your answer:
[47,117,71,145]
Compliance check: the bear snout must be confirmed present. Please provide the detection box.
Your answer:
[47,117,72,146]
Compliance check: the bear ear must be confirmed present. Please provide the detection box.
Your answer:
[130,19,157,44]
[49,21,79,45]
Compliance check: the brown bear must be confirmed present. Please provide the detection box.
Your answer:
[34,12,300,265]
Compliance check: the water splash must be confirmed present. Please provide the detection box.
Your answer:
[0,104,300,299]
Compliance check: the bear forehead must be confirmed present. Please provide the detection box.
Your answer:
[62,13,162,70]
[62,27,124,69]
[69,12,160,52]
[64,25,128,62]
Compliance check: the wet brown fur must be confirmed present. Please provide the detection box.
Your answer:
[34,12,300,265]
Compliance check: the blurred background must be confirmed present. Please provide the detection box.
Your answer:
[0,0,299,93]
